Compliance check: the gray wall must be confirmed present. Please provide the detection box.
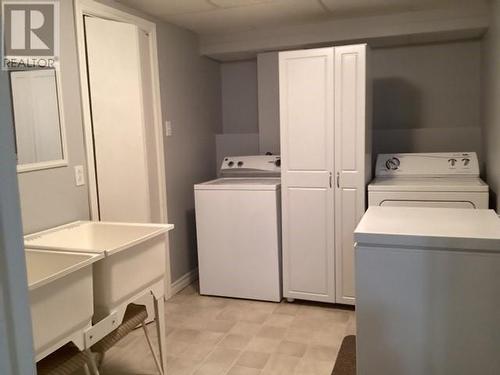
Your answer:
[219,42,483,168]
[9,0,222,283]
[221,60,258,134]
[258,52,280,155]
[371,41,483,160]
[217,60,259,172]
[482,0,500,210]
[157,22,222,281]
[16,0,90,234]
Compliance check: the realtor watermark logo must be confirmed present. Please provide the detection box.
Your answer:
[2,0,59,70]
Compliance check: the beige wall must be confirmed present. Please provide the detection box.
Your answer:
[482,0,500,210]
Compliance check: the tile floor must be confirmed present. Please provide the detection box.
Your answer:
[96,283,356,375]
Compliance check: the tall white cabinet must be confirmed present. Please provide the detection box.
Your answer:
[280,45,371,305]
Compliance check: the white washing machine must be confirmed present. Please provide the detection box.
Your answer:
[194,155,282,302]
[369,152,488,209]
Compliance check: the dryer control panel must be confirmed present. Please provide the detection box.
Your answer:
[375,152,480,177]
[220,155,281,177]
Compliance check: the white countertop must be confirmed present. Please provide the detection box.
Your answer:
[354,207,500,251]
[25,221,174,256]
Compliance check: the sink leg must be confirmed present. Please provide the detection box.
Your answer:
[153,295,167,373]
[85,349,101,375]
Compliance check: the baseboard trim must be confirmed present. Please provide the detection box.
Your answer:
[170,268,198,296]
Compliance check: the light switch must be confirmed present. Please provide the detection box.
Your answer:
[165,121,172,137]
[74,165,85,186]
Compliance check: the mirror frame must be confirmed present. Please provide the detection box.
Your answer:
[12,63,69,173]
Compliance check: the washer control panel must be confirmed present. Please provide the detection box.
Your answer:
[220,155,281,176]
[375,152,479,177]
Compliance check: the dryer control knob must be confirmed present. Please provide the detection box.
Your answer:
[448,158,457,167]
[385,157,400,171]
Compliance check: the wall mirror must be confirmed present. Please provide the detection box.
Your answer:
[9,66,67,172]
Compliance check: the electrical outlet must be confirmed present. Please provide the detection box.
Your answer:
[165,121,172,137]
[74,165,85,186]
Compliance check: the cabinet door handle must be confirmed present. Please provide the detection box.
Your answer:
[336,172,340,188]
[329,172,333,188]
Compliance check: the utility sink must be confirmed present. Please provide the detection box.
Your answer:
[25,221,174,319]
[25,249,103,359]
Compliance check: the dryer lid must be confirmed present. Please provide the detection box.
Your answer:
[368,177,489,192]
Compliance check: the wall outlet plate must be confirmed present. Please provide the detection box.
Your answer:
[165,121,172,137]
[74,165,85,186]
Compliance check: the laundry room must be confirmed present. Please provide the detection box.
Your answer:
[0,1,500,375]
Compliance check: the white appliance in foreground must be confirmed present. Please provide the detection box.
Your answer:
[369,152,488,208]
[354,207,500,375]
[195,155,282,302]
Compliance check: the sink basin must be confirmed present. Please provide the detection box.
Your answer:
[25,221,174,319]
[26,249,103,360]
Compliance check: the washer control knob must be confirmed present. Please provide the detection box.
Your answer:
[275,159,281,167]
[462,158,470,166]
[228,161,234,167]
[385,157,400,170]
[448,158,457,167]
[237,161,244,167]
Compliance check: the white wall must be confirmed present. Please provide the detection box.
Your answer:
[482,0,500,210]
[372,41,483,160]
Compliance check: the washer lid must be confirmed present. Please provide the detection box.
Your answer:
[354,207,500,252]
[368,177,489,192]
[195,178,281,191]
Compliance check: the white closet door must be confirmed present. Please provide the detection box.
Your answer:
[84,17,151,222]
[334,44,367,305]
[280,48,336,303]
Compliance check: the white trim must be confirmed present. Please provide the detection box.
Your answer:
[170,268,199,296]
[74,0,172,298]
[13,64,69,173]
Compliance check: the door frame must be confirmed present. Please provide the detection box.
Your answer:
[74,0,172,298]
[0,71,35,373]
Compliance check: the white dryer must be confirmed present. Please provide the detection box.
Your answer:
[369,152,488,209]
[194,155,282,302]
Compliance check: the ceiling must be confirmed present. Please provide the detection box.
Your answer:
[116,0,485,36]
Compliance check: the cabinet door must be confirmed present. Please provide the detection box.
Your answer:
[279,48,335,303]
[334,44,367,305]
